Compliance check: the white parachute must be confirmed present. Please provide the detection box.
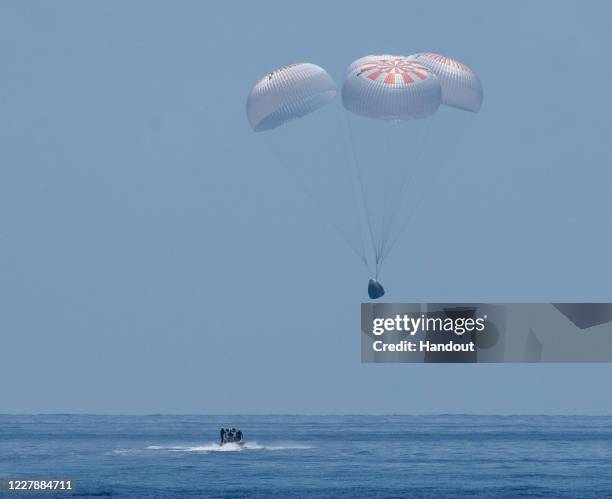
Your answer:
[407,52,483,113]
[246,63,337,132]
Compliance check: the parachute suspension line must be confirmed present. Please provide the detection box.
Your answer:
[379,155,443,263]
[260,136,369,268]
[379,120,467,263]
[377,122,409,262]
[376,124,394,266]
[343,111,377,275]
[377,121,411,263]
[378,117,433,264]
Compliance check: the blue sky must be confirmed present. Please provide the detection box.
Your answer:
[1,0,611,414]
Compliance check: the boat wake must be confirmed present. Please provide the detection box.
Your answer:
[139,442,312,453]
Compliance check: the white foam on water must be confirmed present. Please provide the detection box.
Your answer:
[141,442,313,453]
[260,443,314,451]
[111,448,141,455]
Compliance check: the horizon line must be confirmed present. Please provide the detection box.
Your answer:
[2,413,611,417]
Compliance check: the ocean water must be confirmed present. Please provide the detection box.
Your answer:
[1,415,611,498]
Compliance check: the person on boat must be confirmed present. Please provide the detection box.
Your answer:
[220,427,225,445]
[236,430,243,442]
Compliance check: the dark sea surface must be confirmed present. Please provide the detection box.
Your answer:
[1,415,611,498]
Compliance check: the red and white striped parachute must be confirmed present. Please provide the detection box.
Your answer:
[342,55,441,120]
[345,54,402,76]
[407,52,483,113]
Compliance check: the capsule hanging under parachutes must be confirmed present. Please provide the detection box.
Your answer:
[246,63,337,132]
[407,52,483,113]
[342,55,444,299]
[245,55,482,300]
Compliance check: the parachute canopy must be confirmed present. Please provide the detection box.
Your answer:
[408,53,483,113]
[246,63,337,132]
[345,54,402,76]
[342,55,441,121]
